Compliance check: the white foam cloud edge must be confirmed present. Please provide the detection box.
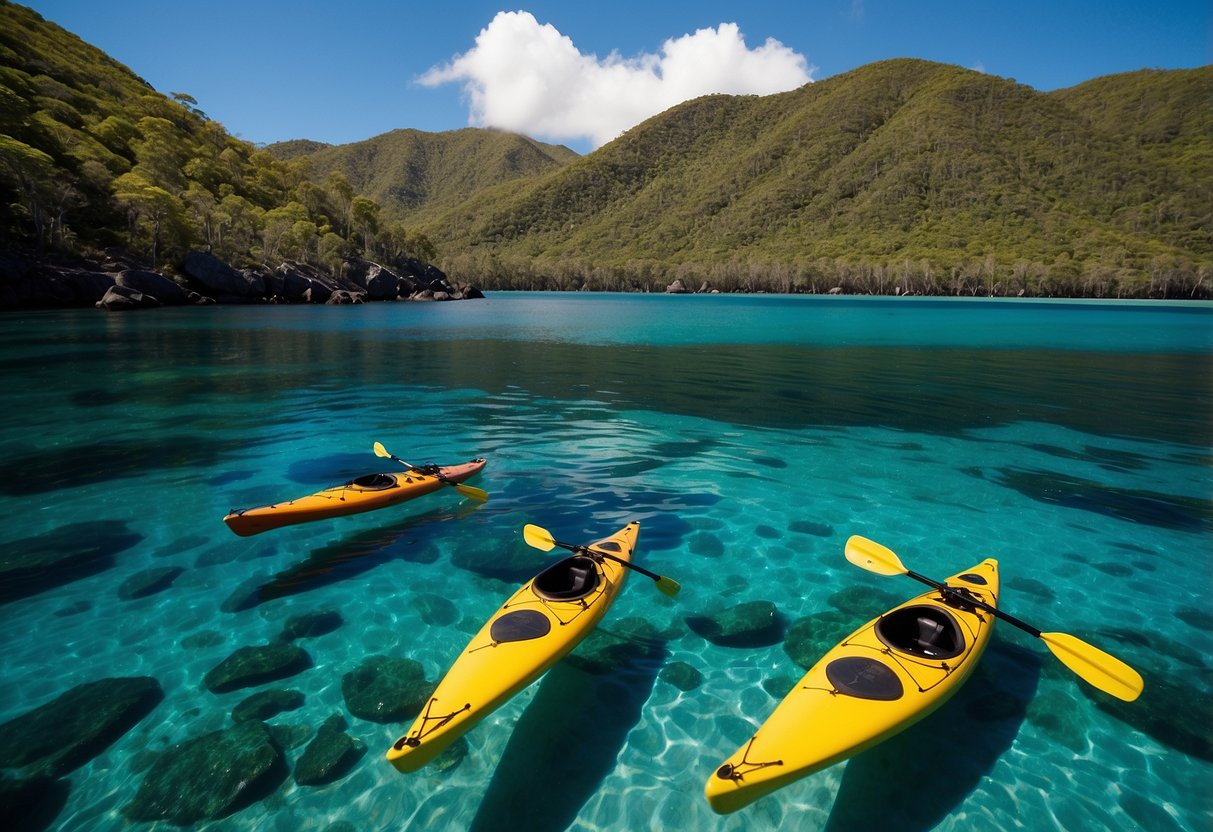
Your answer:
[419,11,816,149]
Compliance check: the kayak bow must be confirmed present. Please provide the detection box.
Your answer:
[706,558,999,814]
[387,521,640,772]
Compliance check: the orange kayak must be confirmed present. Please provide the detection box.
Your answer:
[223,458,486,536]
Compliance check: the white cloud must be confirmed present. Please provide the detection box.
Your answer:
[420,11,815,149]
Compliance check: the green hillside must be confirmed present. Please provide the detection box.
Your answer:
[267,128,578,222]
[0,1,437,273]
[421,60,1211,296]
[1,0,1208,299]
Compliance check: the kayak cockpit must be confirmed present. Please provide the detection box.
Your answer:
[533,555,600,601]
[347,473,397,490]
[875,605,965,659]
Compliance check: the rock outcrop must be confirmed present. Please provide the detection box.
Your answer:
[0,249,484,311]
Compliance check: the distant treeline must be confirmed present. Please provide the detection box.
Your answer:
[441,252,1209,298]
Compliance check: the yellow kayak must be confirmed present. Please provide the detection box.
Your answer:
[223,458,486,536]
[706,558,999,814]
[387,521,640,772]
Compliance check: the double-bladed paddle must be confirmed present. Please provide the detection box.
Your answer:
[372,442,489,503]
[844,535,1143,702]
[523,523,681,597]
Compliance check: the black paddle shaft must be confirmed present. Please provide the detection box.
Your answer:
[556,540,663,583]
[905,569,1043,639]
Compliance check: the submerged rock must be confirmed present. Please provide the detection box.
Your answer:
[294,714,366,786]
[231,689,305,723]
[1084,669,1213,762]
[788,520,834,537]
[180,630,225,649]
[219,574,270,612]
[686,600,784,648]
[0,676,163,777]
[826,585,902,619]
[268,723,314,751]
[117,566,184,600]
[278,609,344,641]
[659,661,704,692]
[761,675,798,699]
[341,656,431,723]
[0,520,142,604]
[1176,607,1213,631]
[203,643,312,693]
[783,610,857,668]
[688,532,725,558]
[126,721,286,824]
[411,593,459,627]
[564,617,665,675]
[0,772,70,832]
[430,736,470,774]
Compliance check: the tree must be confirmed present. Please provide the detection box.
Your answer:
[318,231,351,271]
[112,171,190,265]
[351,196,379,253]
[212,192,263,264]
[183,182,217,248]
[0,135,59,247]
[326,171,354,237]
[261,201,308,261]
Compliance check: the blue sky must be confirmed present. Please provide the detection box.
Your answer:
[20,1,1212,154]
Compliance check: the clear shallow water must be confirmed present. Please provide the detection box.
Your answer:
[1,293,1211,831]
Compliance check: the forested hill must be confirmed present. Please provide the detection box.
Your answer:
[0,1,486,277]
[1,0,1209,299]
[421,59,1211,297]
[266,129,578,222]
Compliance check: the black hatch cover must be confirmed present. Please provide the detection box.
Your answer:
[826,656,904,700]
[490,610,552,643]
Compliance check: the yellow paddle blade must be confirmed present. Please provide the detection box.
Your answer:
[656,576,681,597]
[454,483,489,503]
[523,523,557,552]
[372,441,391,458]
[1041,632,1144,702]
[844,535,909,576]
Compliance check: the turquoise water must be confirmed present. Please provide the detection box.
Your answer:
[1,293,1211,831]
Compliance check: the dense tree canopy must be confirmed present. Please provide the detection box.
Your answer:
[0,1,433,273]
[2,1,1209,299]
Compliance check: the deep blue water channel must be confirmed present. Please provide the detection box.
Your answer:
[1,293,1211,831]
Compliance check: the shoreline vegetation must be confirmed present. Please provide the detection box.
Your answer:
[436,254,1210,299]
[1,4,1209,308]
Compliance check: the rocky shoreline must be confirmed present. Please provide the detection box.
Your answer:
[0,249,484,312]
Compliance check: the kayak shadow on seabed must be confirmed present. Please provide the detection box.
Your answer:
[824,637,1043,832]
[467,624,669,832]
